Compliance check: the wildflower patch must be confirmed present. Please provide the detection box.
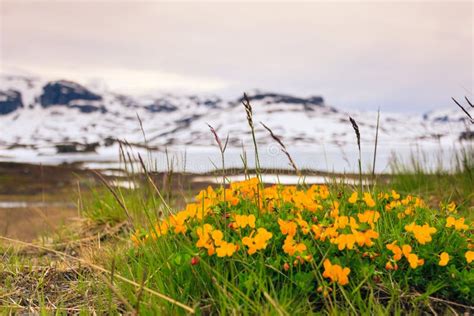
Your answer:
[131,177,473,304]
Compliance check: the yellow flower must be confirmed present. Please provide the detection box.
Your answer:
[348,192,358,204]
[447,201,456,212]
[187,199,212,220]
[357,210,380,229]
[446,216,469,231]
[466,251,474,263]
[278,218,298,237]
[414,197,425,208]
[223,188,240,206]
[334,234,356,251]
[446,216,455,227]
[402,244,412,258]
[322,259,350,286]
[354,229,379,247]
[404,207,414,216]
[293,191,321,212]
[235,214,256,229]
[385,261,394,270]
[330,201,340,218]
[407,253,424,269]
[311,224,322,239]
[216,241,237,257]
[242,228,273,255]
[438,252,449,266]
[295,214,310,235]
[282,236,306,256]
[363,193,376,208]
[405,222,436,244]
[196,224,213,236]
[184,203,197,218]
[152,221,169,238]
[349,217,360,230]
[230,177,260,198]
[211,230,224,246]
[207,244,216,256]
[335,216,349,229]
[404,222,416,232]
[391,190,400,200]
[320,225,339,242]
[254,228,272,245]
[308,184,330,200]
[131,230,143,247]
[386,241,403,261]
[387,200,401,211]
[195,186,217,201]
[196,224,214,249]
[169,211,188,234]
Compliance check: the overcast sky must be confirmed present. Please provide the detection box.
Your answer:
[0,1,472,113]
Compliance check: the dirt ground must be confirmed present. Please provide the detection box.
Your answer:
[0,206,79,242]
[0,162,209,242]
[0,163,89,241]
[0,162,367,242]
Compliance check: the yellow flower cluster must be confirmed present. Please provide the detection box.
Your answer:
[131,177,473,288]
[446,216,469,231]
[466,251,474,263]
[348,192,376,207]
[386,242,424,269]
[234,214,256,229]
[323,259,350,286]
[195,224,238,257]
[242,228,273,255]
[382,193,425,218]
[404,222,437,245]
[439,252,450,266]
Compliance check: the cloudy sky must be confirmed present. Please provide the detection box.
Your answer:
[0,1,472,113]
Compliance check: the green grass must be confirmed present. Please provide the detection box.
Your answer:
[387,144,473,219]
[1,145,472,315]
[73,161,473,315]
[1,124,472,314]
[1,157,472,314]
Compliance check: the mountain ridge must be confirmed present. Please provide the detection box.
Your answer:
[0,74,470,156]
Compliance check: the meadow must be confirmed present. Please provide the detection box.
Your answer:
[0,96,472,315]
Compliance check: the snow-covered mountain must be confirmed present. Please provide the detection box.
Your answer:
[0,73,471,159]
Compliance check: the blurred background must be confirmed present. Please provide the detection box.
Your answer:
[0,1,472,173]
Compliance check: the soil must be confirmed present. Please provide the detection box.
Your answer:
[0,162,373,242]
[0,162,90,241]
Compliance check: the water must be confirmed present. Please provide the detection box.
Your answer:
[0,141,469,174]
[193,174,371,185]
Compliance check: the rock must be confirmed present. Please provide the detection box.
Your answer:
[145,99,178,112]
[459,131,474,141]
[189,95,222,108]
[40,80,102,107]
[55,144,78,153]
[176,114,201,127]
[201,98,221,108]
[0,90,23,114]
[239,92,324,106]
[103,137,116,147]
[55,142,99,153]
[68,100,107,113]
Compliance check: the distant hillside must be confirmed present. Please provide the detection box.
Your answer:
[0,74,470,156]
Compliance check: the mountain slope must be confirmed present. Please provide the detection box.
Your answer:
[0,74,470,158]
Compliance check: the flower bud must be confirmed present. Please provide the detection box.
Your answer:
[191,257,200,266]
